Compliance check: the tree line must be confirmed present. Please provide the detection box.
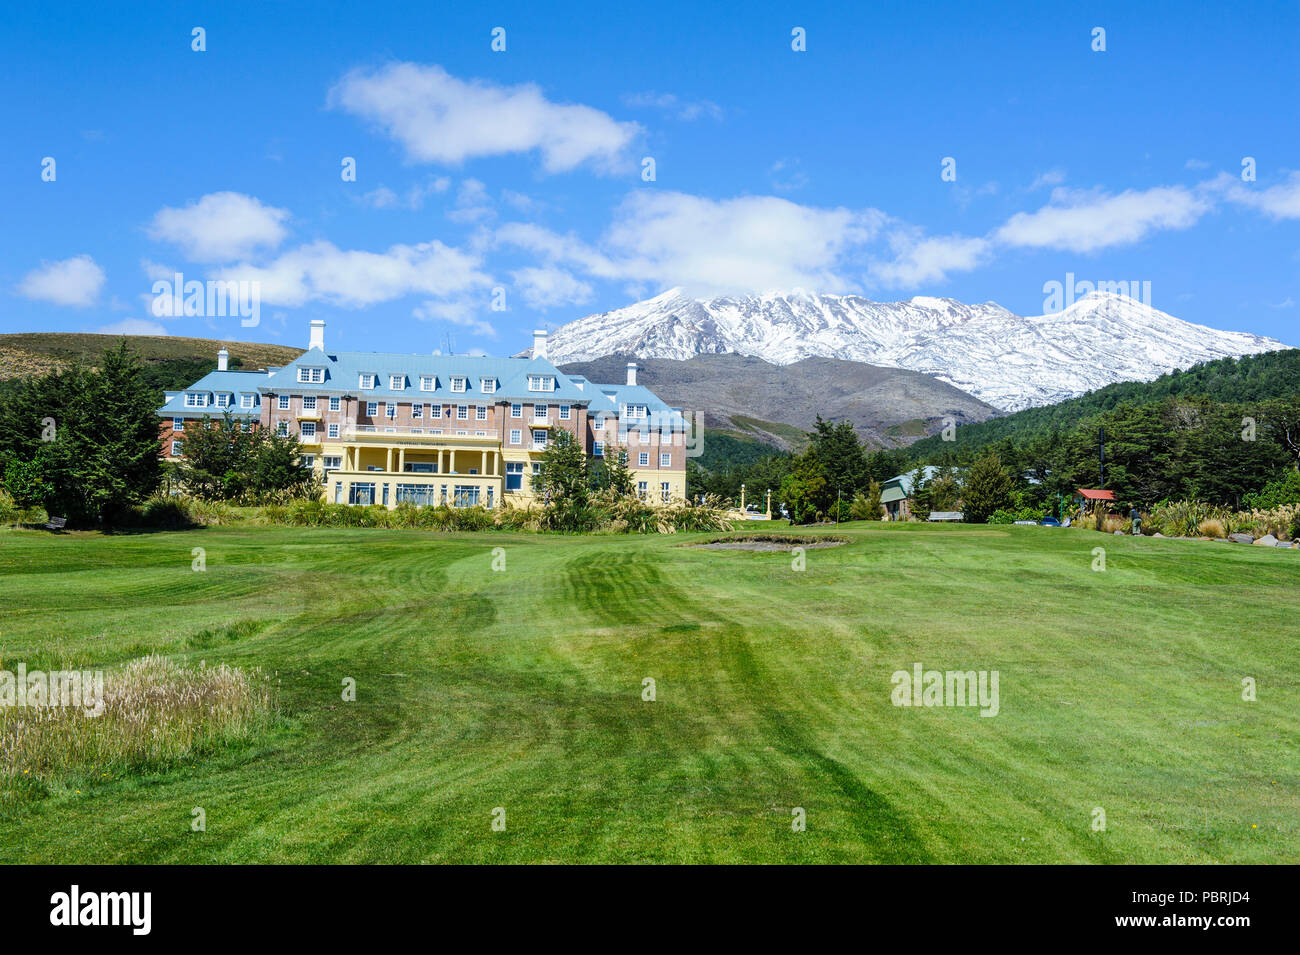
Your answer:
[0,343,311,526]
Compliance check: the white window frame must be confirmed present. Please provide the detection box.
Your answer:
[329,396,340,412]
[366,401,378,417]
[660,452,672,468]
[528,375,554,392]
[534,404,549,420]
[302,395,317,410]
[476,405,487,421]
[389,374,406,390]
[172,417,184,431]
[412,404,423,419]
[184,393,207,408]
[593,440,604,457]
[171,440,182,455]
[385,403,397,420]
[300,422,317,438]
[298,367,324,384]
[638,452,649,467]
[457,405,469,420]
[558,405,570,420]
[420,375,436,391]
[359,373,376,389]
[509,429,522,445]
[278,394,290,410]
[240,394,255,409]
[328,423,340,439]
[451,376,467,393]
[430,405,443,418]
[511,403,522,418]
[480,377,496,394]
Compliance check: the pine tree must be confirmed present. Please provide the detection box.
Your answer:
[961,452,1014,523]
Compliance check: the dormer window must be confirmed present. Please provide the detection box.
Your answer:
[359,373,377,389]
[298,367,324,384]
[480,377,496,394]
[215,394,231,408]
[528,375,555,392]
[451,376,467,393]
[184,393,207,408]
[420,375,436,391]
[240,394,256,409]
[389,374,406,390]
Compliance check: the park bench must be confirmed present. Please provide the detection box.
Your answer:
[44,516,67,531]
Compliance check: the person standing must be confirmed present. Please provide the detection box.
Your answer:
[1130,506,1142,536]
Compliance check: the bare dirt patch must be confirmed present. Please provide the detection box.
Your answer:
[692,534,847,551]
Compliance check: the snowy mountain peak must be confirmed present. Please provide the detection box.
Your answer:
[545,289,1289,411]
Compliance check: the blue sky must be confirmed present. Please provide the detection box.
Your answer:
[3,0,1297,355]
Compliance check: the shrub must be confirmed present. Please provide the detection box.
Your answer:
[987,506,1047,524]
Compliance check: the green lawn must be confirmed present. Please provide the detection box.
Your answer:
[0,521,1296,863]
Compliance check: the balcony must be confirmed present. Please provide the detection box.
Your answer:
[341,425,497,444]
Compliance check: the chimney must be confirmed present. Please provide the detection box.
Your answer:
[532,329,548,360]
[626,361,638,387]
[217,347,229,372]
[309,319,325,351]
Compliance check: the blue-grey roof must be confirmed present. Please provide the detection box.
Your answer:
[157,369,265,419]
[263,347,592,403]
[586,383,686,430]
[881,465,941,495]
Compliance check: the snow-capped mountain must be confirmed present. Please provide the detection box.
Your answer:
[543,288,1289,411]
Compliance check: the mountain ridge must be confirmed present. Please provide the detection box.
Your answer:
[543,288,1288,411]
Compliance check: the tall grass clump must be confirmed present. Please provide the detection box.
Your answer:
[0,655,274,791]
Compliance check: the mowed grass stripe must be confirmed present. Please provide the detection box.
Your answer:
[0,522,1295,863]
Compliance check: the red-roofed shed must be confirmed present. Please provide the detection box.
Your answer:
[1076,488,1115,501]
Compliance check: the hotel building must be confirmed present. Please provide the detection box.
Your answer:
[158,321,688,507]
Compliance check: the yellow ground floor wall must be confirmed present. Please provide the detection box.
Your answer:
[304,440,685,509]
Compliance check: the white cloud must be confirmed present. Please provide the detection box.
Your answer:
[770,159,809,192]
[97,318,167,336]
[148,192,290,262]
[412,299,500,338]
[1028,169,1066,190]
[140,259,175,282]
[511,266,594,309]
[17,255,105,306]
[330,62,640,174]
[361,177,450,210]
[213,239,491,309]
[1185,159,1211,170]
[871,233,991,288]
[500,192,884,296]
[995,184,1210,252]
[1220,170,1300,220]
[622,91,722,121]
[447,178,495,224]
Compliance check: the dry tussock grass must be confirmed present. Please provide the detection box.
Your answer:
[0,655,273,789]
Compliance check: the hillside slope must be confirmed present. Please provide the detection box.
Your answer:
[560,352,998,450]
[0,333,303,383]
[905,348,1300,459]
